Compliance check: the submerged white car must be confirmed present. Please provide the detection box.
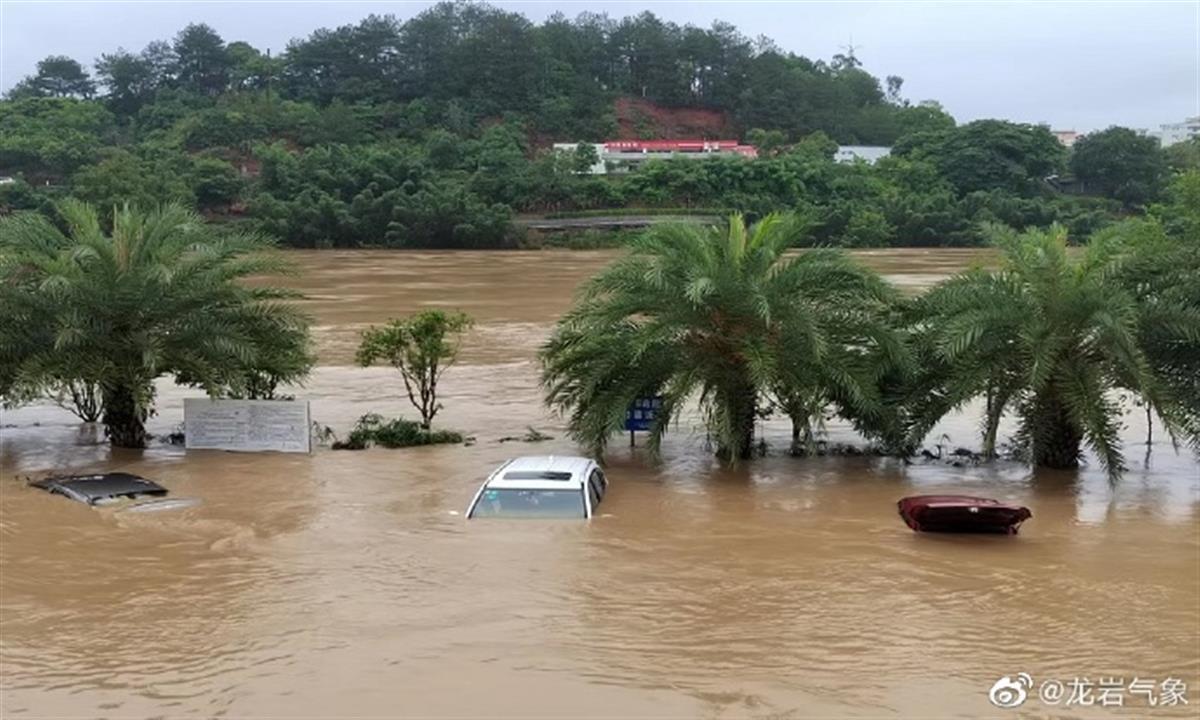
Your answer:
[466,456,607,519]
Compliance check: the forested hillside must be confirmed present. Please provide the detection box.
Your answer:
[1,1,1190,248]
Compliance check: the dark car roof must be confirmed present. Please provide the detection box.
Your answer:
[30,473,168,505]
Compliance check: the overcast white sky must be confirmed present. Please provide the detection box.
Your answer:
[1,0,1197,132]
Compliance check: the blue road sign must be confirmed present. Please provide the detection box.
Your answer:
[624,396,664,432]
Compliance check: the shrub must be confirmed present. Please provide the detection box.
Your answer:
[333,413,464,450]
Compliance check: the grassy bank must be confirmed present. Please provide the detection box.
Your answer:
[517,228,645,249]
[539,207,730,220]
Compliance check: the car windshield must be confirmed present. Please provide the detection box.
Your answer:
[470,488,585,519]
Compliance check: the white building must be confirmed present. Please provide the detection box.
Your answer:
[552,140,758,175]
[1152,117,1200,147]
[551,143,607,174]
[1051,130,1080,148]
[834,145,891,164]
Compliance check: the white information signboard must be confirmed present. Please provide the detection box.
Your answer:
[184,399,311,453]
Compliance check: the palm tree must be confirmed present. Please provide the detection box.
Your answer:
[1110,219,1200,452]
[908,224,1198,477]
[0,289,49,406]
[0,201,313,447]
[541,214,907,460]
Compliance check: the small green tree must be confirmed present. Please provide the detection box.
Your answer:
[838,207,894,247]
[571,142,600,174]
[746,128,787,156]
[356,310,473,429]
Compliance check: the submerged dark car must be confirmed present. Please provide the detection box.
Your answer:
[30,473,169,506]
[898,495,1032,535]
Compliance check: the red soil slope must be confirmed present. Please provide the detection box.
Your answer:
[613,97,734,140]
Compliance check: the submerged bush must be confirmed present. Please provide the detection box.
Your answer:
[332,413,463,450]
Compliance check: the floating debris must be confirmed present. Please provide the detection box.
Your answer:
[790,440,888,458]
[498,427,554,443]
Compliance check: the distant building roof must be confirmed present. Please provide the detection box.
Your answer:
[834,145,891,164]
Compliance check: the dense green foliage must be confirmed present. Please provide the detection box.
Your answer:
[357,310,473,429]
[7,56,96,100]
[0,2,1170,248]
[1165,137,1200,172]
[0,202,313,446]
[1070,126,1168,208]
[1151,169,1200,239]
[541,214,906,460]
[0,98,115,177]
[894,119,1066,196]
[544,191,1199,473]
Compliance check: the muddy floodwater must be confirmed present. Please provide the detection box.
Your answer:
[2,249,1197,718]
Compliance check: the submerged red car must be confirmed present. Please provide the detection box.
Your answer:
[898,495,1032,535]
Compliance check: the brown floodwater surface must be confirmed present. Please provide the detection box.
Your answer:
[2,249,1197,718]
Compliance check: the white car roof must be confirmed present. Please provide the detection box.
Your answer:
[484,455,595,490]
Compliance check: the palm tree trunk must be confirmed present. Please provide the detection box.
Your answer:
[982,385,1006,459]
[102,382,150,449]
[716,381,757,461]
[982,421,1000,459]
[734,383,756,460]
[1029,394,1082,469]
